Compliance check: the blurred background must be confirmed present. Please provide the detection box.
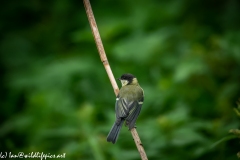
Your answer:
[0,0,240,159]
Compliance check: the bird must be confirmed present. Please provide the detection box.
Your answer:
[107,73,144,144]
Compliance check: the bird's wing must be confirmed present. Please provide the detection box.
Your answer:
[115,96,143,129]
[115,96,130,118]
[125,101,142,129]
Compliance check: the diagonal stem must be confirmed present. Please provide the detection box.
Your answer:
[83,0,119,96]
[83,0,148,160]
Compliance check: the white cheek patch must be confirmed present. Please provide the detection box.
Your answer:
[116,98,119,101]
[138,102,143,104]
[120,80,129,86]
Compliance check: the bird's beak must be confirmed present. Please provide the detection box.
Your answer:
[117,78,121,81]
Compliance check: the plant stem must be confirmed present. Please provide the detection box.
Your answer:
[83,0,119,96]
[83,0,148,159]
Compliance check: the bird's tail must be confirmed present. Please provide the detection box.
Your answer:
[107,119,124,144]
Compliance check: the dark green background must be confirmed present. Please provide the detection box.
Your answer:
[0,0,240,159]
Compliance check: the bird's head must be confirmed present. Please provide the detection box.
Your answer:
[118,73,138,86]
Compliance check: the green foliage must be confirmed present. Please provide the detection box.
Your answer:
[229,100,240,158]
[0,0,240,160]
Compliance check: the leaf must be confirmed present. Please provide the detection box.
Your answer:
[210,135,237,149]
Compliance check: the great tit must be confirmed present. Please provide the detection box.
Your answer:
[107,73,144,144]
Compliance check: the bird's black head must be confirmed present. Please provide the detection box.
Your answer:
[118,73,136,85]
[119,73,136,80]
